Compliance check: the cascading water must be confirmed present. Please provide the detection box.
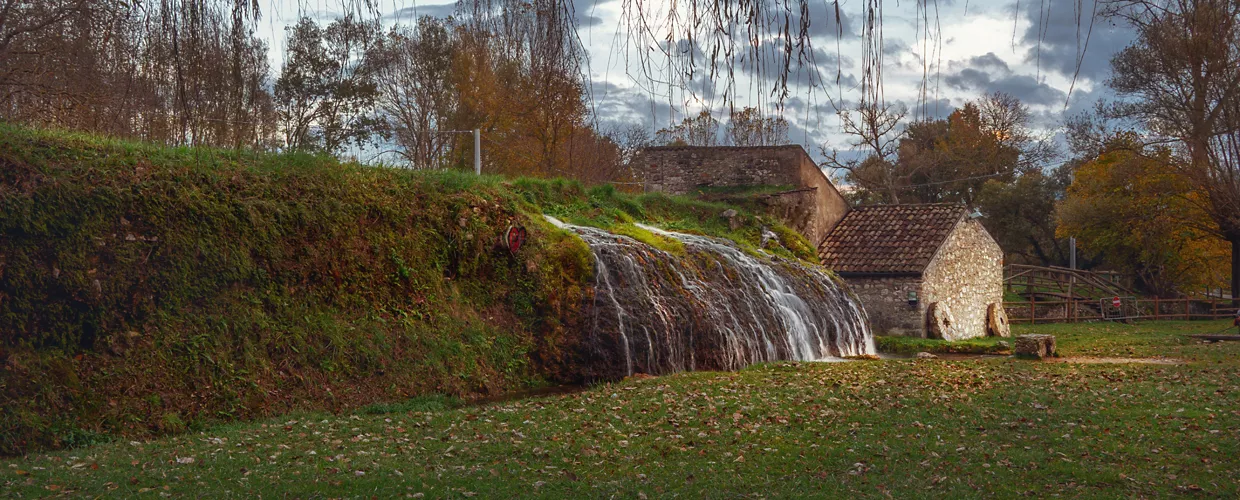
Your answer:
[547,216,874,380]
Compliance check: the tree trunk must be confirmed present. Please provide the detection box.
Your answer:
[1232,236,1239,307]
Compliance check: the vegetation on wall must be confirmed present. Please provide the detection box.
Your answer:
[0,124,810,455]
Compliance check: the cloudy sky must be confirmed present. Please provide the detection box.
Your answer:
[256,0,1136,164]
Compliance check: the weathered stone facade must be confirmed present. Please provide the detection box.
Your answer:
[847,275,924,336]
[635,146,850,245]
[919,219,1005,340]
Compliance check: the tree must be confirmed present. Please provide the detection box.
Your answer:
[975,168,1074,266]
[274,16,383,154]
[726,107,790,146]
[826,92,1056,206]
[821,101,908,202]
[656,110,721,146]
[606,123,653,167]
[1058,137,1231,296]
[372,17,458,168]
[0,0,277,149]
[1102,0,1240,303]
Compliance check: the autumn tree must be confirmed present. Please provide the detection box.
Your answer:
[1100,0,1240,303]
[1058,136,1231,296]
[0,0,277,148]
[827,93,1055,206]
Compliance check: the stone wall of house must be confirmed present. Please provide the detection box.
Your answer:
[920,218,1005,340]
[635,146,850,245]
[846,275,925,336]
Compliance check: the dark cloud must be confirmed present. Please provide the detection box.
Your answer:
[733,40,856,93]
[802,0,855,38]
[902,97,955,121]
[683,73,718,102]
[588,80,679,130]
[882,39,910,57]
[944,52,1067,106]
[966,52,1009,73]
[383,4,457,21]
[572,0,615,28]
[1019,0,1135,81]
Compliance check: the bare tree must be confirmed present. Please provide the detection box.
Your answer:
[655,110,721,146]
[727,107,790,146]
[372,17,457,168]
[820,101,908,203]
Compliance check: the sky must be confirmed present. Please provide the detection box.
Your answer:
[254,0,1137,164]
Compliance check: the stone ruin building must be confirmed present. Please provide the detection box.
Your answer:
[635,145,1006,340]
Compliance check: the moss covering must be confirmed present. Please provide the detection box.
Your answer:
[0,124,816,455]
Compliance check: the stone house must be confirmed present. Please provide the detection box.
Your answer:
[635,145,850,245]
[818,204,1005,340]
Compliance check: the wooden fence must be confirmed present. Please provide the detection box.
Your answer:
[1004,296,1240,324]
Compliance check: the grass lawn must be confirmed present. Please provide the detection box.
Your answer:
[4,320,1240,497]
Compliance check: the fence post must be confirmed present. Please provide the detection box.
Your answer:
[1185,298,1190,320]
[1154,296,1160,320]
[1212,299,1218,319]
[1030,294,1036,325]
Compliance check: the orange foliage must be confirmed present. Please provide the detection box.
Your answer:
[1057,139,1231,296]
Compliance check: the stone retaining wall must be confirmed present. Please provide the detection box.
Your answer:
[635,146,849,245]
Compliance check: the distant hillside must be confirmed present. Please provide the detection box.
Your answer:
[0,125,815,455]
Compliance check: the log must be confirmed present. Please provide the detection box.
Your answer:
[1014,334,1056,359]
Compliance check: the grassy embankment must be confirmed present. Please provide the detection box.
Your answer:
[3,320,1239,497]
[0,124,815,455]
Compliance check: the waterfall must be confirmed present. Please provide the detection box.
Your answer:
[547,216,874,379]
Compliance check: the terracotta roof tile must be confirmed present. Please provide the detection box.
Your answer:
[818,203,968,274]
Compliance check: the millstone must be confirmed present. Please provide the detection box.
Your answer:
[987,303,1011,337]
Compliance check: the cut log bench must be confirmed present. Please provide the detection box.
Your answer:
[1014,334,1057,359]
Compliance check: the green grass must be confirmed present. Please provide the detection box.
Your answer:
[5,321,1240,497]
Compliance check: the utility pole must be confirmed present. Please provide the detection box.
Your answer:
[1068,236,1077,314]
[1069,236,1076,270]
[427,129,480,173]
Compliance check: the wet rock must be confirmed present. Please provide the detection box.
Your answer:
[546,216,873,379]
[996,340,1011,350]
[1015,334,1056,358]
[915,352,938,359]
[720,209,741,230]
[760,227,779,248]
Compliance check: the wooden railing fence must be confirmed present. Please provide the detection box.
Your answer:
[1004,296,1239,324]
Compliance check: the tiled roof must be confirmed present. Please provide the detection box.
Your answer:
[818,204,968,274]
